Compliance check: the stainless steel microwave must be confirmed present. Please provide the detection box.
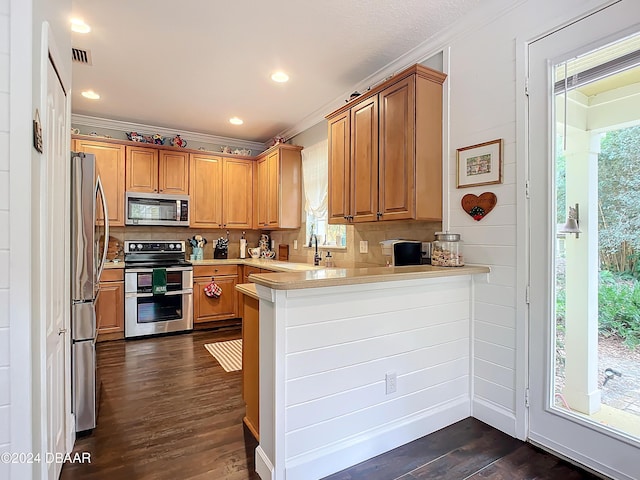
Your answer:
[125,192,189,227]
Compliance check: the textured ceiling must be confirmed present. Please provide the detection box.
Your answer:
[71,0,481,143]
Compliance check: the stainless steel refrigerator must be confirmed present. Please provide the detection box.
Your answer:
[70,152,109,432]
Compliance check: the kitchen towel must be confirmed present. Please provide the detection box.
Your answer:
[152,268,167,295]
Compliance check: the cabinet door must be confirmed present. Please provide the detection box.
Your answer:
[193,275,238,323]
[96,281,124,337]
[73,140,126,227]
[159,150,189,195]
[189,153,223,228]
[256,157,269,228]
[243,265,262,284]
[267,151,280,227]
[350,96,378,223]
[223,158,253,229]
[126,146,159,193]
[379,77,415,221]
[327,112,351,224]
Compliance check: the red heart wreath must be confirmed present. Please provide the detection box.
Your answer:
[461,192,497,221]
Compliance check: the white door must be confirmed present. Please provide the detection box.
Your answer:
[528,2,640,479]
[43,56,70,480]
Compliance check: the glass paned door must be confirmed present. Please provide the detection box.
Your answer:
[528,2,640,478]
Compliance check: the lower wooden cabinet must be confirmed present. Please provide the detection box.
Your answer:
[193,265,239,324]
[241,291,260,440]
[96,268,124,341]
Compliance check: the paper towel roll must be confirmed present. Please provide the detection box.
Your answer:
[240,239,247,259]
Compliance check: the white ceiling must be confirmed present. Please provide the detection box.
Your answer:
[71,0,481,144]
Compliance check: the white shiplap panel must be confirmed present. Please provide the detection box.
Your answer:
[463,245,516,267]
[0,14,7,54]
[0,405,8,444]
[0,211,7,249]
[286,357,469,431]
[288,338,470,405]
[474,301,516,329]
[285,377,469,459]
[0,53,7,93]
[0,251,7,289]
[286,300,470,353]
[0,290,6,327]
[474,283,516,308]
[0,328,8,366]
[474,320,516,350]
[287,318,469,379]
[483,265,516,288]
[0,367,7,405]
[452,226,516,247]
[286,280,470,327]
[475,358,515,391]
[0,132,7,171]
[0,93,7,132]
[474,377,515,411]
[474,339,515,369]
[0,170,7,209]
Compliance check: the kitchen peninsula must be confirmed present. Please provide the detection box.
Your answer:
[244,264,489,480]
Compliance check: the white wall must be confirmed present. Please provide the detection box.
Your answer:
[0,0,11,476]
[443,0,617,436]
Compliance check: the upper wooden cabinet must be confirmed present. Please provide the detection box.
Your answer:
[73,139,126,226]
[254,144,302,229]
[189,153,253,229]
[326,64,446,224]
[126,146,189,195]
[224,157,254,229]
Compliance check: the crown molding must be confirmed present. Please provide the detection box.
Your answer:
[278,0,527,141]
[71,114,268,150]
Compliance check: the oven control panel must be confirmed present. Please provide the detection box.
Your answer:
[124,241,185,253]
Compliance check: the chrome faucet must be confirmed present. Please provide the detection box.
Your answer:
[312,234,321,266]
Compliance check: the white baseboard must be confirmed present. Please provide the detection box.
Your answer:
[255,446,274,480]
[284,396,470,480]
[472,397,517,437]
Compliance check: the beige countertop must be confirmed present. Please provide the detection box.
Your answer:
[190,258,324,272]
[103,260,124,269]
[248,264,490,290]
[102,258,322,272]
[236,282,259,300]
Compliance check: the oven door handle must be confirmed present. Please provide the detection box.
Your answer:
[126,289,193,298]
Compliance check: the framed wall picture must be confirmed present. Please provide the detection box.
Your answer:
[456,139,503,188]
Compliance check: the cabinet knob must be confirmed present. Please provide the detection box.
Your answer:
[377,212,383,219]
[58,328,68,336]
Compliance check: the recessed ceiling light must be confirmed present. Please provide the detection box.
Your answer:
[271,71,289,83]
[229,117,243,125]
[81,90,100,100]
[71,18,91,34]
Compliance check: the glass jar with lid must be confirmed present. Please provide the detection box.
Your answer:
[431,232,464,267]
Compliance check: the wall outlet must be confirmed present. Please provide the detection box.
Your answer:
[385,372,397,394]
[293,240,298,250]
[359,240,368,254]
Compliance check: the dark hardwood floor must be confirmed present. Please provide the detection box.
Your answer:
[61,329,601,480]
[323,418,601,480]
[61,328,260,480]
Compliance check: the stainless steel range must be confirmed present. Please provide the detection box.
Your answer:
[124,241,193,338]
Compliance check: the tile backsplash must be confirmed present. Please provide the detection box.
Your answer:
[106,220,441,267]
[270,220,442,268]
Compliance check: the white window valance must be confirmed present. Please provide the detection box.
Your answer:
[301,139,328,219]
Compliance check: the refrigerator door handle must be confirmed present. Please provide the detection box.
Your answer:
[95,175,109,283]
